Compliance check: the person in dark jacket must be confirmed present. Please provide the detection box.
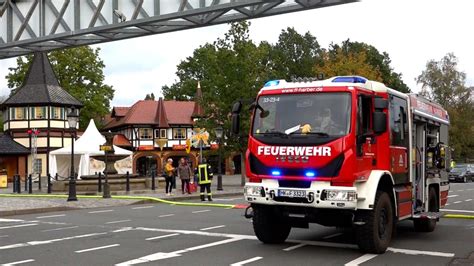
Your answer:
[177,157,193,194]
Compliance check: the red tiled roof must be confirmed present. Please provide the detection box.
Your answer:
[113,134,132,147]
[164,101,195,125]
[113,107,130,117]
[104,99,195,130]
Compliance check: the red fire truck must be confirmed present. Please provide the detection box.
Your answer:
[231,76,450,253]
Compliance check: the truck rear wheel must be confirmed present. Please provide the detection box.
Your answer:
[414,187,438,232]
[355,191,394,254]
[252,205,291,244]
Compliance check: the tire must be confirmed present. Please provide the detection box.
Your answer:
[252,205,291,244]
[413,187,438,232]
[355,191,394,254]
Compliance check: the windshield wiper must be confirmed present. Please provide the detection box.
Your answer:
[289,131,330,137]
[260,131,288,138]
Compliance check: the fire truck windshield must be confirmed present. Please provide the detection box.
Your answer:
[252,92,351,142]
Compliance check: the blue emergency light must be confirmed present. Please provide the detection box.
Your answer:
[305,171,316,177]
[332,76,367,84]
[264,80,280,87]
[271,170,281,176]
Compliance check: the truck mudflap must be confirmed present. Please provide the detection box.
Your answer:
[244,179,358,210]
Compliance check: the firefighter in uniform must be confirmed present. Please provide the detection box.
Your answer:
[197,159,213,201]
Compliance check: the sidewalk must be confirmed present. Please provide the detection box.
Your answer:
[0,175,245,217]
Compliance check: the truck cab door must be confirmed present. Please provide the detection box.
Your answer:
[355,94,376,176]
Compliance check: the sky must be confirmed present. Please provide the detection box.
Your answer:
[0,0,473,107]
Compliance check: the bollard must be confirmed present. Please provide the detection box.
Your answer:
[126,171,130,192]
[16,175,21,194]
[38,174,42,191]
[98,172,102,193]
[13,175,17,193]
[24,175,28,192]
[28,174,32,194]
[55,173,58,181]
[47,174,51,194]
[151,171,156,191]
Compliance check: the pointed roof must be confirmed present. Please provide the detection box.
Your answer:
[155,97,169,127]
[192,81,204,118]
[0,134,30,155]
[1,52,82,107]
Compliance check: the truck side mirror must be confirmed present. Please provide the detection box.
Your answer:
[374,97,388,109]
[231,101,242,135]
[373,111,387,134]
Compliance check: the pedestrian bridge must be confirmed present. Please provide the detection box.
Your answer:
[0,0,356,59]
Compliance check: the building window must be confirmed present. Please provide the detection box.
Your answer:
[31,107,47,119]
[139,128,153,139]
[11,107,27,120]
[173,128,186,139]
[160,129,167,139]
[34,159,42,174]
[51,107,64,120]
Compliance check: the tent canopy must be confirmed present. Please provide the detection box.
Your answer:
[49,119,132,179]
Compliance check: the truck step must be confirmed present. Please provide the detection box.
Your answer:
[412,212,441,220]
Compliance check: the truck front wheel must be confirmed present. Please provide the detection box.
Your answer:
[355,191,394,254]
[252,205,291,244]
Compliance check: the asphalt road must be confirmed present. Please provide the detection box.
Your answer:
[1,182,473,266]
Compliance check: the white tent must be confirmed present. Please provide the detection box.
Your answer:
[49,119,132,179]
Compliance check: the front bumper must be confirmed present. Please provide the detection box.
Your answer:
[244,179,358,210]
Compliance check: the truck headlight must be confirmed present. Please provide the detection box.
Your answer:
[244,186,264,197]
[322,190,357,201]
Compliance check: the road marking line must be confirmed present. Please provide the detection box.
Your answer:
[344,254,378,266]
[200,225,226,231]
[445,203,450,206]
[387,247,454,257]
[192,210,211,213]
[0,218,24,222]
[453,201,462,204]
[75,244,120,253]
[1,259,35,265]
[322,232,343,239]
[146,233,180,241]
[116,238,242,265]
[458,190,464,192]
[0,224,38,230]
[36,214,66,219]
[0,235,8,238]
[159,214,175,218]
[230,256,263,266]
[41,226,79,232]
[287,239,358,250]
[283,243,306,251]
[213,198,242,201]
[0,232,107,250]
[447,195,458,198]
[442,209,474,213]
[465,199,473,202]
[132,206,154,210]
[105,220,131,224]
[88,209,114,214]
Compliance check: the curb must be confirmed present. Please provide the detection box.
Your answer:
[0,192,240,217]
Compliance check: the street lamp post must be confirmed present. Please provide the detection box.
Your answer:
[67,107,79,202]
[214,126,224,191]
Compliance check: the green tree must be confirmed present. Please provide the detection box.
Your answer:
[316,47,382,81]
[6,47,114,129]
[416,53,474,160]
[270,27,322,80]
[144,93,155,100]
[326,40,410,92]
[163,21,273,181]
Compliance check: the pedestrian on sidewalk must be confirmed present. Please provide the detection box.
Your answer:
[177,157,192,194]
[164,158,175,196]
[197,158,213,201]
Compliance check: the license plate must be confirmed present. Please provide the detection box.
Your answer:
[278,189,306,198]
